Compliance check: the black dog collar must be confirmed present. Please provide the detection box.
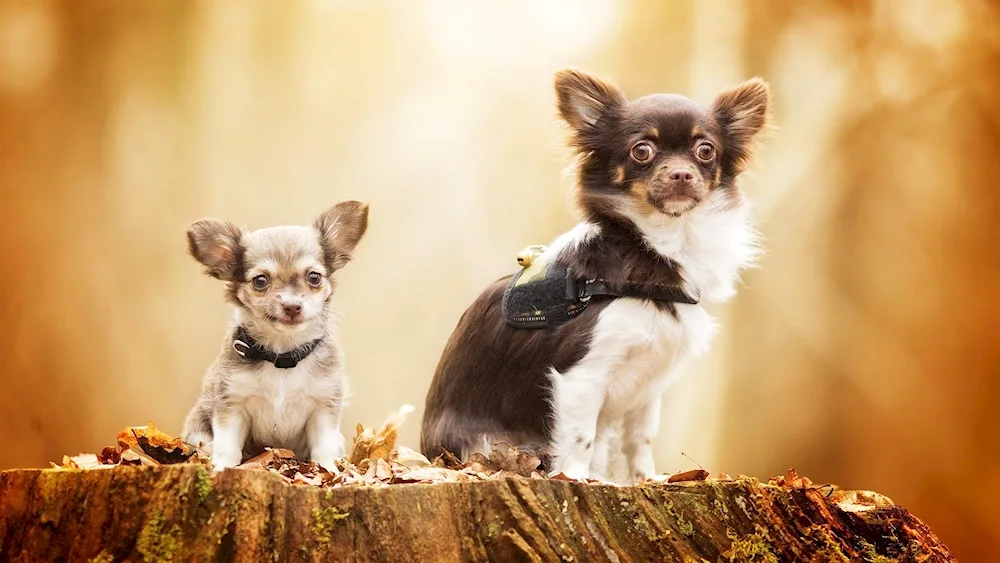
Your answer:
[232,326,323,369]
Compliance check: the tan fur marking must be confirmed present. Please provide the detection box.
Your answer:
[647,127,659,138]
[628,180,658,214]
[614,166,625,184]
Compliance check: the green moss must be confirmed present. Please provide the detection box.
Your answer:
[88,550,114,563]
[312,506,350,547]
[665,500,695,537]
[485,521,501,538]
[800,525,849,563]
[722,526,777,563]
[136,509,183,562]
[859,540,895,563]
[193,466,213,503]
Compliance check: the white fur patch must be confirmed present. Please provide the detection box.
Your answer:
[544,221,601,259]
[625,189,761,302]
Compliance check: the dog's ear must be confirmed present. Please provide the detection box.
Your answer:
[314,201,369,272]
[555,69,626,149]
[187,219,243,281]
[712,78,772,174]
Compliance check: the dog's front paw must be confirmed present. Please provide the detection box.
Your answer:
[311,433,346,472]
[211,452,241,472]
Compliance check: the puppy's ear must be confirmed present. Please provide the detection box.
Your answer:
[555,69,626,146]
[314,201,369,272]
[712,78,772,174]
[187,219,243,281]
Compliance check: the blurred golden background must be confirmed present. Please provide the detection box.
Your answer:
[1,0,998,559]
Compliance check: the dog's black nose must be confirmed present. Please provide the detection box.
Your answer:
[283,302,302,316]
[668,169,694,183]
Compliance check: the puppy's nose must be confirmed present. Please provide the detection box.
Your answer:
[668,169,694,183]
[282,302,302,316]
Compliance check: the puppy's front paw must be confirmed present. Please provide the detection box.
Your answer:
[211,452,241,472]
[311,431,346,472]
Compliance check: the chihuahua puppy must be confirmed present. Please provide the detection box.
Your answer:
[421,70,770,482]
[181,201,369,471]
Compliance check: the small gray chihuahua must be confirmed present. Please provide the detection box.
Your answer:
[181,201,369,471]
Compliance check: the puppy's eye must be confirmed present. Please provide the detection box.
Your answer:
[251,275,269,291]
[695,142,716,162]
[306,272,323,287]
[629,141,656,164]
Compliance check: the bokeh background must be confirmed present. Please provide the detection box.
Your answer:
[1,0,998,558]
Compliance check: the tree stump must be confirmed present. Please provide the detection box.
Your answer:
[0,465,953,562]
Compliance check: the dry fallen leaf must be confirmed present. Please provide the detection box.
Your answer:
[293,473,322,487]
[393,467,461,484]
[394,446,432,470]
[467,445,541,477]
[117,421,196,465]
[374,458,393,480]
[668,469,710,483]
[120,448,160,467]
[97,447,120,465]
[349,405,414,466]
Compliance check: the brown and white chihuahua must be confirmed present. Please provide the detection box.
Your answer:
[421,69,771,482]
[181,201,369,471]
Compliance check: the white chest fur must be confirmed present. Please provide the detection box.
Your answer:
[227,360,343,454]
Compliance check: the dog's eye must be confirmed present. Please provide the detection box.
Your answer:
[251,275,269,291]
[695,142,716,162]
[629,141,656,164]
[306,272,323,287]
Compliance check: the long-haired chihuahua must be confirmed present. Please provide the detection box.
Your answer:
[421,69,771,482]
[181,201,369,471]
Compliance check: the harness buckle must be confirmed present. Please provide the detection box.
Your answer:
[578,279,596,303]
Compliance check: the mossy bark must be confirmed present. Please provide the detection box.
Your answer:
[0,466,953,562]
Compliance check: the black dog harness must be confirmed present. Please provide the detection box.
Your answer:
[501,247,699,330]
[232,326,323,369]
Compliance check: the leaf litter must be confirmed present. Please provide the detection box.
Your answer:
[47,407,863,501]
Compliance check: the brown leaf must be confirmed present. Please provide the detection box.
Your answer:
[434,450,464,469]
[97,447,120,465]
[393,446,432,470]
[242,450,280,468]
[120,448,160,467]
[393,467,462,484]
[117,422,196,465]
[374,458,393,481]
[349,405,414,466]
[52,453,108,470]
[668,469,710,483]
[293,472,322,486]
[463,445,541,477]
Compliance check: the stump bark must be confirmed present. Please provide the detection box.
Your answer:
[0,465,953,562]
